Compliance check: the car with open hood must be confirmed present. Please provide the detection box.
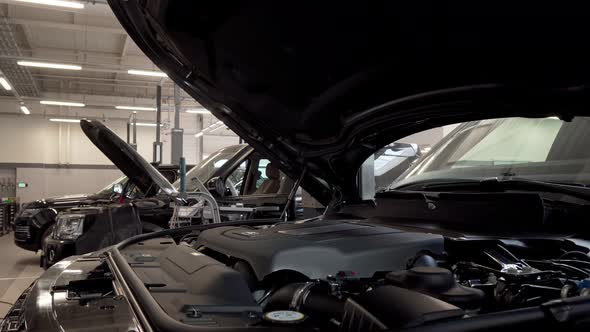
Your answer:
[5,2,590,332]
[39,121,313,268]
[13,159,183,254]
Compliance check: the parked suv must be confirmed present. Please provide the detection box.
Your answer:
[13,164,184,254]
[40,121,305,268]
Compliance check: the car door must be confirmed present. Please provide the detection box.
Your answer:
[215,152,297,221]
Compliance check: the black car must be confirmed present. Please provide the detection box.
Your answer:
[41,122,309,268]
[13,164,183,253]
[6,2,590,332]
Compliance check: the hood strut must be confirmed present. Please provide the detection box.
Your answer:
[280,166,308,221]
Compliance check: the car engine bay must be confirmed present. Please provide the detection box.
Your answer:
[119,219,590,331]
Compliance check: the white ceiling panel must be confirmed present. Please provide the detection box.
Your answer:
[0,1,236,142]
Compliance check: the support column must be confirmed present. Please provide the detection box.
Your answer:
[196,114,204,162]
[153,84,163,164]
[171,84,184,165]
[130,111,138,150]
[126,122,130,144]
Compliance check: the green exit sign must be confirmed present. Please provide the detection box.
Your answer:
[17,182,28,188]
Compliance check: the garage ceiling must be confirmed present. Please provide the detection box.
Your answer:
[0,0,232,134]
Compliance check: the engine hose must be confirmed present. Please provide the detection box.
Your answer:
[266,282,344,320]
[560,284,590,298]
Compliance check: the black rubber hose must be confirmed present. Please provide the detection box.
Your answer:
[266,282,344,320]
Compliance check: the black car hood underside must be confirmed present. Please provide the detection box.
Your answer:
[81,120,176,197]
[109,1,590,202]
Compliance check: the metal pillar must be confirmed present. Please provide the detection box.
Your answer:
[126,122,130,144]
[131,111,138,150]
[180,157,186,193]
[171,84,184,165]
[196,114,204,162]
[153,84,163,164]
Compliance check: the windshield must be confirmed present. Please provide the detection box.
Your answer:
[173,145,247,192]
[96,175,128,195]
[391,117,590,189]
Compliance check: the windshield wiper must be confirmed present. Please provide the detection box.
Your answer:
[394,177,590,201]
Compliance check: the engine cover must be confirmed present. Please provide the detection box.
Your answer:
[195,220,444,280]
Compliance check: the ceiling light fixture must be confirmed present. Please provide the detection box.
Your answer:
[115,105,156,111]
[210,125,228,133]
[0,78,12,91]
[186,108,211,114]
[14,0,84,9]
[41,100,85,107]
[205,120,223,130]
[194,120,223,137]
[134,122,163,127]
[49,118,81,123]
[18,61,82,70]
[127,69,167,78]
[20,106,30,115]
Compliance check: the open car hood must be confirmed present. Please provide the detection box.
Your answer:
[109,1,590,203]
[81,120,176,196]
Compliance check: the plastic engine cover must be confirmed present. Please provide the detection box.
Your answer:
[195,220,444,280]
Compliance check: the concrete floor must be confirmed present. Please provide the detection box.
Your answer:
[0,233,43,319]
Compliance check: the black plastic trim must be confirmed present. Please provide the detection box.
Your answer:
[106,219,286,332]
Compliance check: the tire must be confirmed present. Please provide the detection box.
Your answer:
[40,225,54,270]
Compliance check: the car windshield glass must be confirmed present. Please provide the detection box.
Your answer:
[173,145,246,192]
[96,175,128,195]
[390,117,590,189]
[373,143,420,191]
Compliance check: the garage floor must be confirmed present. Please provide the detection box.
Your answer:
[0,233,43,319]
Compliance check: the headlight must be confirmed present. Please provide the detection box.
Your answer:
[54,214,85,241]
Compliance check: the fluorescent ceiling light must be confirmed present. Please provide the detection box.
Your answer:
[20,106,30,115]
[210,125,228,133]
[41,100,85,107]
[14,0,84,9]
[0,78,12,91]
[205,120,223,130]
[115,105,156,111]
[127,69,167,78]
[18,61,82,70]
[49,118,80,123]
[195,120,223,137]
[134,122,163,127]
[186,108,211,114]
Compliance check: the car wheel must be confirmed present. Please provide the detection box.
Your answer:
[40,225,54,269]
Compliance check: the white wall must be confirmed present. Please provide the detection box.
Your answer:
[0,116,201,165]
[16,168,123,203]
[0,98,241,202]
[0,97,240,166]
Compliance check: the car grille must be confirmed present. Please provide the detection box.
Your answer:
[14,225,30,240]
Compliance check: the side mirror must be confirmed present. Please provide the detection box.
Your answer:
[207,177,226,197]
[113,183,123,194]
